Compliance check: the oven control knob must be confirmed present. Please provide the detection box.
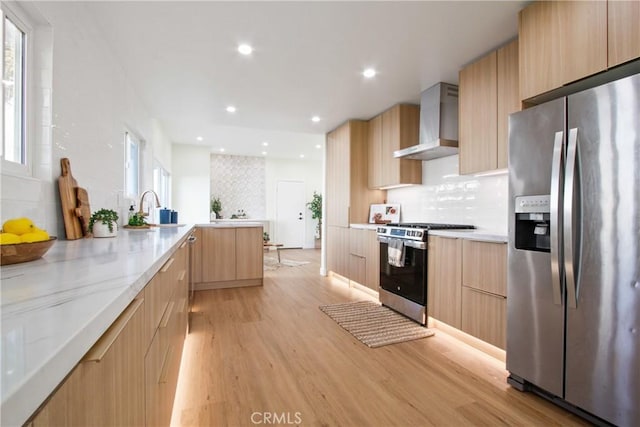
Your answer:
[416,231,422,238]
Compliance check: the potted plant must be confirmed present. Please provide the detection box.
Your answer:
[263,231,270,243]
[89,208,119,238]
[210,196,222,220]
[306,191,322,240]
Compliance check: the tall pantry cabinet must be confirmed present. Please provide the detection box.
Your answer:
[325,120,385,278]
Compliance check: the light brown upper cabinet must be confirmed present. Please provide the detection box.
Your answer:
[367,104,422,189]
[326,120,385,227]
[459,39,519,175]
[496,40,520,169]
[608,0,640,68]
[519,1,608,101]
[367,114,383,189]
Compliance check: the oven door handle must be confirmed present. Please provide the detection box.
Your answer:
[377,236,427,250]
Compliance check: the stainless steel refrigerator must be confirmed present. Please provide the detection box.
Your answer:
[507,72,639,426]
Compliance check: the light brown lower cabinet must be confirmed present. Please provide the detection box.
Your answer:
[428,237,507,350]
[427,236,462,329]
[348,228,380,292]
[195,226,263,289]
[461,286,507,349]
[31,297,146,426]
[327,225,350,278]
[29,238,190,427]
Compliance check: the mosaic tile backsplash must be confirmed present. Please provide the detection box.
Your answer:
[210,154,266,219]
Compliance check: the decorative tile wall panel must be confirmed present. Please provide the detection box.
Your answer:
[210,154,266,219]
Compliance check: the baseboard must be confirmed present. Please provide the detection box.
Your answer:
[349,281,379,299]
[429,317,506,363]
[194,278,262,290]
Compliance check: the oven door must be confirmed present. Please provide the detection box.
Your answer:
[379,237,427,305]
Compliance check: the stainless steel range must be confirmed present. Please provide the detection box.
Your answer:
[377,223,474,324]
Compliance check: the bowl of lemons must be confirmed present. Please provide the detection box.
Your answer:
[0,217,56,266]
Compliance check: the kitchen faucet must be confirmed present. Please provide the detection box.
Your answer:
[138,190,161,217]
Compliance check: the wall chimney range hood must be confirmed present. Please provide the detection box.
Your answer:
[394,82,459,160]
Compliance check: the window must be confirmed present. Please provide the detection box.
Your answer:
[124,132,141,199]
[153,161,170,208]
[2,7,27,167]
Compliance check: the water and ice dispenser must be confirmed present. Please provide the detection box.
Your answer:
[514,195,550,252]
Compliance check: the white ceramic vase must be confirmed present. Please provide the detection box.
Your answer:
[92,221,118,238]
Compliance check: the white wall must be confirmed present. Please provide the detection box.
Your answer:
[0,2,172,237]
[386,155,508,234]
[171,145,210,225]
[265,157,323,248]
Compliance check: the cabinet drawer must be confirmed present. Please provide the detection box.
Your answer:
[144,322,173,427]
[462,240,507,296]
[31,298,146,426]
[349,254,367,286]
[145,255,178,346]
[461,286,506,349]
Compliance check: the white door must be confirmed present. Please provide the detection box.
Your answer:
[276,181,305,248]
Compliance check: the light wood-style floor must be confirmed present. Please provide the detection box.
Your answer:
[171,249,587,426]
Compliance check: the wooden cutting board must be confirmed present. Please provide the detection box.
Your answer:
[58,158,83,240]
[75,187,91,236]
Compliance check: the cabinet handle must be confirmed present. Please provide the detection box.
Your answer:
[180,241,187,249]
[177,297,187,314]
[158,346,173,384]
[178,270,186,282]
[82,298,144,363]
[160,257,175,273]
[160,301,175,329]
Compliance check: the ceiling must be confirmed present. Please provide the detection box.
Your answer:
[84,1,526,160]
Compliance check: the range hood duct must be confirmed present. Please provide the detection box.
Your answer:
[394,82,459,160]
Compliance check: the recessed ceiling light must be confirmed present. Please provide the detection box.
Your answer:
[226,106,236,113]
[238,44,253,55]
[363,68,377,78]
[299,154,305,159]
[315,144,322,149]
[262,151,267,155]
[220,148,225,153]
[262,141,269,146]
[311,116,320,122]
[196,136,203,141]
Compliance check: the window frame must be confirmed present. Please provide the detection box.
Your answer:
[124,131,142,200]
[153,160,171,209]
[1,3,33,177]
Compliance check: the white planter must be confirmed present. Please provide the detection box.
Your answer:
[92,221,118,238]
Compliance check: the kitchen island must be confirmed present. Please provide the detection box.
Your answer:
[192,222,264,290]
[0,225,193,426]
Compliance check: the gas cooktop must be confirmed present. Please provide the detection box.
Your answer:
[384,222,476,230]
[376,222,475,242]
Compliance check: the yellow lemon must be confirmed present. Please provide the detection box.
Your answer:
[0,233,21,245]
[20,231,49,243]
[3,218,36,235]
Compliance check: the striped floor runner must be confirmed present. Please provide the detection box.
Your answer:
[319,301,434,348]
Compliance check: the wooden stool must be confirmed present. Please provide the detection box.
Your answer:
[263,243,284,262]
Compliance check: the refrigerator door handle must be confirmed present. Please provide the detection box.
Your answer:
[549,131,564,306]
[564,127,580,309]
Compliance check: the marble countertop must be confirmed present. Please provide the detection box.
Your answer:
[0,225,194,426]
[349,223,379,230]
[428,229,508,243]
[200,221,264,228]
